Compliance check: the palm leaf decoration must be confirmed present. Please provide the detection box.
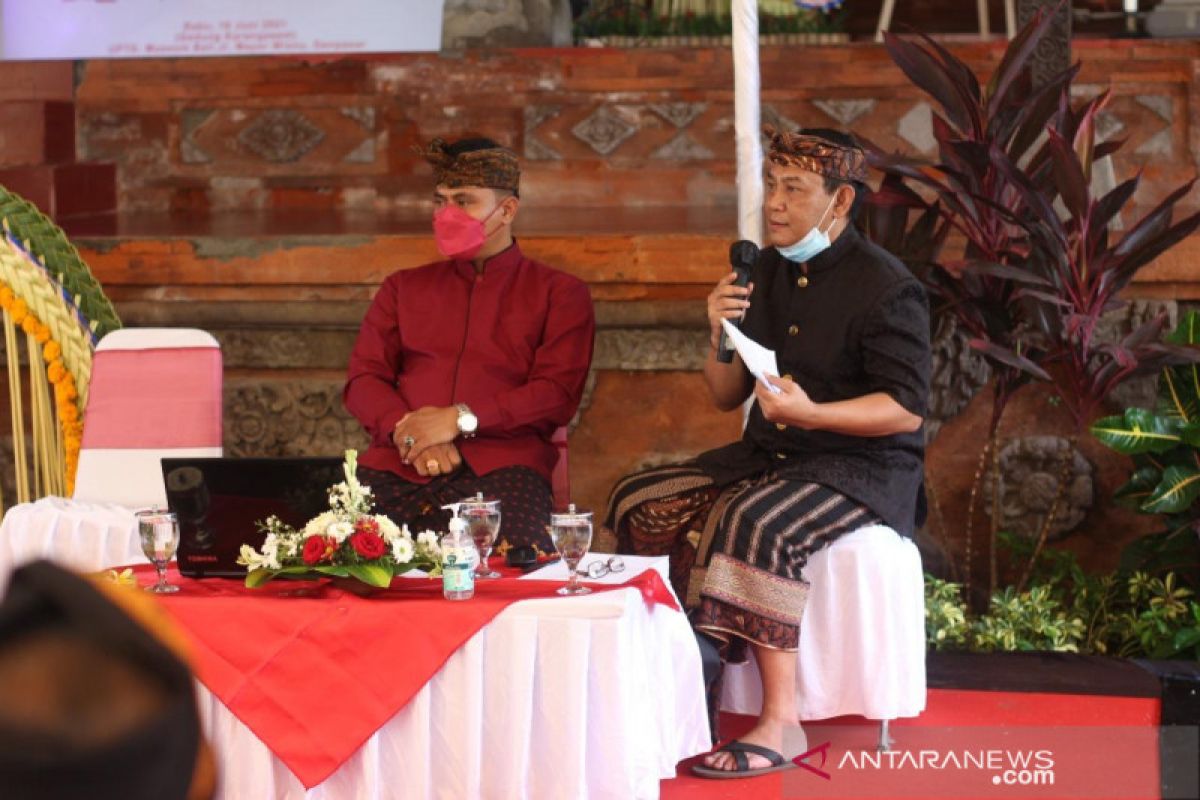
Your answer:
[0,185,121,338]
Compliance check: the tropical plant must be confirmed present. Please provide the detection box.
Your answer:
[868,6,1200,595]
[924,541,1200,660]
[1091,311,1200,585]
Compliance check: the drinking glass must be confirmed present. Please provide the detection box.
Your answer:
[461,493,501,579]
[137,509,180,594]
[550,505,593,596]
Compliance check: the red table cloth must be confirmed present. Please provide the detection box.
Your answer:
[138,565,677,788]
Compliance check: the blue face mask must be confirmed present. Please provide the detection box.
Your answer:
[777,194,838,264]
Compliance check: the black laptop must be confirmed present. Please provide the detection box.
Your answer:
[161,457,343,578]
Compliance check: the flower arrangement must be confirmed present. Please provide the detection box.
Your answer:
[237,450,441,589]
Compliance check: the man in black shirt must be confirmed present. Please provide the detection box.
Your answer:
[605,127,930,777]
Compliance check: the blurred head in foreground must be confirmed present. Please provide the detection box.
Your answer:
[0,561,214,800]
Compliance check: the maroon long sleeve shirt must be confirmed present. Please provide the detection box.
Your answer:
[344,242,595,485]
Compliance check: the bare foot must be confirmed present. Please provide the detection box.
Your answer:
[702,718,796,772]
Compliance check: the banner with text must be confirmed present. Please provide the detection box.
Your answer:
[2,0,444,60]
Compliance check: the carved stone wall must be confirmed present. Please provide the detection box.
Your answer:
[927,313,991,443]
[224,379,367,458]
[983,436,1095,542]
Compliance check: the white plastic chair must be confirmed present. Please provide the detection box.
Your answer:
[72,328,223,509]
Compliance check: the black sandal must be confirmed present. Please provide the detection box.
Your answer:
[691,739,796,779]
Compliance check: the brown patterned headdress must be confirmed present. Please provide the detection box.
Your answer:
[417,138,521,194]
[765,126,869,183]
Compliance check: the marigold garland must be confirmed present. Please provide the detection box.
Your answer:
[0,280,83,491]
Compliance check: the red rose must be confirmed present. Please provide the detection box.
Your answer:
[350,530,386,560]
[303,535,337,565]
[354,517,380,536]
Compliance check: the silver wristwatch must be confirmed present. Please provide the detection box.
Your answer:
[456,403,478,438]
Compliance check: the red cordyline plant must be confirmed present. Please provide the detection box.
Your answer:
[864,5,1200,595]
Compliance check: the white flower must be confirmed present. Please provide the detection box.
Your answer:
[259,534,282,570]
[415,529,441,559]
[375,515,401,541]
[391,537,415,564]
[327,520,354,542]
[304,511,337,538]
[237,544,270,571]
[278,535,300,558]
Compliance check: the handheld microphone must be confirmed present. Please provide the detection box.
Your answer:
[716,239,760,363]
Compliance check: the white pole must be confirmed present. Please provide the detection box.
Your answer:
[732,0,763,245]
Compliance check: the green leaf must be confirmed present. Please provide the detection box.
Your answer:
[1112,467,1163,511]
[1142,465,1200,515]
[345,563,394,588]
[1090,409,1183,455]
[1171,627,1200,653]
[245,568,277,588]
[1159,312,1200,422]
[307,565,350,578]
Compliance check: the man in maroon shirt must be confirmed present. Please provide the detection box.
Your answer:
[344,137,595,551]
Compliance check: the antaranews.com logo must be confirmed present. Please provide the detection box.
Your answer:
[779,724,1190,798]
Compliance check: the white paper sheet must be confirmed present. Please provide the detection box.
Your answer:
[720,319,782,393]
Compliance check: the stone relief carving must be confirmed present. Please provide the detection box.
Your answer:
[593,329,708,371]
[926,314,991,443]
[225,381,367,458]
[651,134,714,161]
[984,435,1094,542]
[180,109,216,164]
[812,99,876,127]
[237,110,326,164]
[212,329,364,371]
[649,102,707,129]
[524,105,562,161]
[571,106,638,155]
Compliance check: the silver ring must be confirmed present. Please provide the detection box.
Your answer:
[403,435,416,448]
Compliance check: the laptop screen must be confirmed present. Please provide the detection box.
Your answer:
[161,457,344,578]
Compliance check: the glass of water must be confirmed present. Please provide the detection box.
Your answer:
[550,505,593,596]
[137,509,180,594]
[461,493,501,579]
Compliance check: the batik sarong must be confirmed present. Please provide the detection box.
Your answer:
[606,465,878,656]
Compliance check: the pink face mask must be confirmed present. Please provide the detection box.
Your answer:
[433,203,502,259]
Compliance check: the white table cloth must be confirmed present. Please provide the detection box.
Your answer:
[0,523,711,800]
[0,497,142,590]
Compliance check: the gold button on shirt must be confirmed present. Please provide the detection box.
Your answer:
[788,324,799,336]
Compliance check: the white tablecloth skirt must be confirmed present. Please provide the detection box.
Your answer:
[198,559,710,800]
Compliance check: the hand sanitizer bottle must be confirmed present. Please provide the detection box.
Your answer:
[440,503,475,601]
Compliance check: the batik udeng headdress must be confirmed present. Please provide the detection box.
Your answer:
[417,138,521,194]
[764,126,868,183]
